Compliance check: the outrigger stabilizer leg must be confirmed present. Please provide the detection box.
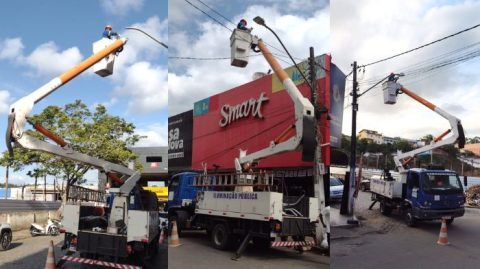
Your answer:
[231,232,252,261]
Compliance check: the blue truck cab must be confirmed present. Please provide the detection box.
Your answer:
[404,168,465,225]
[167,172,199,210]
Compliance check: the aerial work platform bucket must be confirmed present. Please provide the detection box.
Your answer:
[382,81,400,104]
[92,38,117,77]
[230,29,256,67]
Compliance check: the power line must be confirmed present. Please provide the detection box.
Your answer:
[169,52,300,63]
[195,0,236,26]
[361,22,480,67]
[183,0,232,32]
[357,40,480,87]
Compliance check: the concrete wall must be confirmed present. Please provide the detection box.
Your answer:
[0,210,58,231]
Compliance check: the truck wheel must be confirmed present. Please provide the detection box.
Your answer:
[380,202,392,216]
[404,208,417,227]
[0,230,12,251]
[211,223,231,250]
[360,184,366,192]
[446,218,454,225]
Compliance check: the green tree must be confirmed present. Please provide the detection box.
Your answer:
[421,134,434,144]
[0,100,144,199]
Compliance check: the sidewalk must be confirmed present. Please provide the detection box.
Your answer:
[330,207,360,228]
[12,229,33,241]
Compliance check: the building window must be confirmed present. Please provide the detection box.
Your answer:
[146,156,163,162]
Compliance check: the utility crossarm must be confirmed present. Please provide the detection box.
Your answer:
[383,78,465,173]
[5,37,139,193]
[230,30,315,172]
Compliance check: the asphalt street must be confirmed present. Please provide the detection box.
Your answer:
[168,230,329,269]
[331,191,480,269]
[0,231,167,269]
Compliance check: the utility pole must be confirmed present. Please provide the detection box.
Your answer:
[347,61,358,222]
[44,174,47,201]
[309,47,327,246]
[4,165,9,199]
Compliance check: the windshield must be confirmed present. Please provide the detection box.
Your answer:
[330,177,343,186]
[169,176,179,191]
[422,173,463,193]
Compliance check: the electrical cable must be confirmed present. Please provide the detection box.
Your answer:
[361,22,480,67]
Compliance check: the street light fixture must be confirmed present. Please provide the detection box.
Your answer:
[253,16,313,91]
[124,27,168,49]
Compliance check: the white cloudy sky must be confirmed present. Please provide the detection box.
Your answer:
[168,0,329,115]
[332,0,480,140]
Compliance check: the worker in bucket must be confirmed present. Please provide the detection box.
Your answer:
[102,24,119,39]
[237,19,252,32]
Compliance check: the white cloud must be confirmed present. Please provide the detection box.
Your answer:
[135,122,168,147]
[169,5,329,115]
[99,0,144,16]
[0,37,83,78]
[103,16,168,114]
[114,61,168,114]
[118,16,168,68]
[23,42,83,77]
[0,38,24,60]
[0,90,11,114]
[332,0,480,138]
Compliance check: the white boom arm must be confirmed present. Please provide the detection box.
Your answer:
[382,78,465,173]
[230,29,315,172]
[5,37,140,194]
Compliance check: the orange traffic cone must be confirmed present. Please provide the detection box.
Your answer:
[169,221,181,247]
[437,218,450,246]
[44,240,56,269]
[159,228,165,244]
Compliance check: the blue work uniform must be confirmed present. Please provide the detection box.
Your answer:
[237,21,248,31]
[102,30,118,39]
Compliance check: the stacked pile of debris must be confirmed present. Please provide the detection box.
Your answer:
[465,185,480,207]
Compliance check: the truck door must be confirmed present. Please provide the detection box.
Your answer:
[406,171,420,207]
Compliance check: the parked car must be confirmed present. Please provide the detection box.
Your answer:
[0,223,12,251]
[330,177,344,202]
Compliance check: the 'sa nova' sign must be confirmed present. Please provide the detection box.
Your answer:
[219,92,268,127]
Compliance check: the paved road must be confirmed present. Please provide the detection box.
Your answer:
[331,191,480,269]
[169,230,329,269]
[0,232,167,269]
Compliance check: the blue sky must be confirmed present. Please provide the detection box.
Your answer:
[0,0,168,184]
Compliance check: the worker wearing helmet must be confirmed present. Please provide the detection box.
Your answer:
[102,24,119,39]
[237,19,251,32]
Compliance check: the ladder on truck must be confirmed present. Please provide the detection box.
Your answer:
[192,172,274,191]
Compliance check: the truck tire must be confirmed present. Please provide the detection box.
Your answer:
[380,202,392,216]
[0,230,12,251]
[360,184,366,192]
[211,223,231,250]
[175,211,190,237]
[404,208,417,227]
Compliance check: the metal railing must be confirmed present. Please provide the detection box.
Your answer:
[67,185,106,203]
[192,172,274,189]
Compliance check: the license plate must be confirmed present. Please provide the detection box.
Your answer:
[69,246,77,252]
[442,216,452,220]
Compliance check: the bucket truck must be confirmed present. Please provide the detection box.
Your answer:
[5,36,160,267]
[369,73,466,226]
[167,25,324,259]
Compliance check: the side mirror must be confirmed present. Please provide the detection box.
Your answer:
[464,176,468,187]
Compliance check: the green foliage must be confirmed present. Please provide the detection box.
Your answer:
[0,100,144,187]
